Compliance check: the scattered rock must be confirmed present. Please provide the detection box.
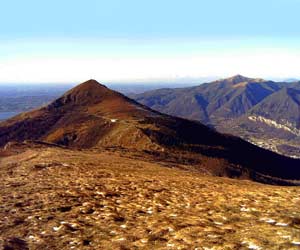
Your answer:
[3,237,29,250]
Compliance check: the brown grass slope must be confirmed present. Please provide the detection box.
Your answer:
[0,80,300,185]
[1,147,300,250]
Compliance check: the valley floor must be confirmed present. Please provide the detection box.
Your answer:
[0,147,300,249]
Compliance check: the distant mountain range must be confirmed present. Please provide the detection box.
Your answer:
[131,75,300,158]
[1,79,300,185]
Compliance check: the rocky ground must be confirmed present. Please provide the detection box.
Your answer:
[1,146,300,250]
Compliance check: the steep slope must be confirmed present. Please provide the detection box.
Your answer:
[0,80,159,149]
[131,76,300,157]
[131,88,210,124]
[228,87,300,157]
[1,80,300,184]
[249,87,300,127]
[132,75,284,126]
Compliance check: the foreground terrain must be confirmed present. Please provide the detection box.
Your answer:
[1,145,300,250]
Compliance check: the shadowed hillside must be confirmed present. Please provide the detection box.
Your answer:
[131,75,300,158]
[132,75,284,124]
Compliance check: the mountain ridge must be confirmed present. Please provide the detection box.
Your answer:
[131,75,300,158]
[132,75,284,124]
[1,79,300,185]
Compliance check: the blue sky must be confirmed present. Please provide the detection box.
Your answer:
[1,0,299,39]
[1,0,300,83]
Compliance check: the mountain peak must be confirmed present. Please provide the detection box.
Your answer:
[79,79,103,86]
[53,79,113,107]
[232,74,246,78]
[227,75,252,84]
[218,75,266,86]
[69,79,108,93]
[47,79,152,120]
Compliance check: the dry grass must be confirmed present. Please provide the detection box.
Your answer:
[1,147,300,249]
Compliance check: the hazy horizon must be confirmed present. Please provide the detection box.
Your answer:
[0,75,298,86]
